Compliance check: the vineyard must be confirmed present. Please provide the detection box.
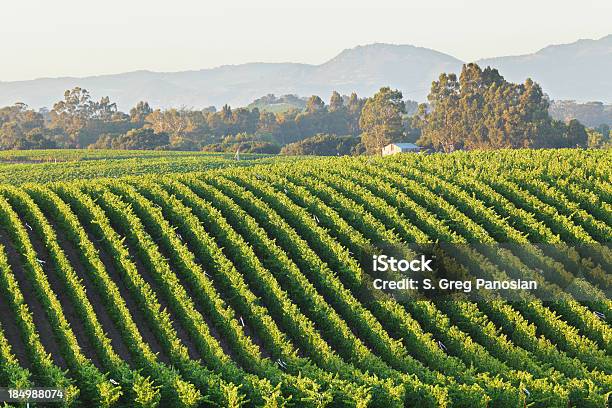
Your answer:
[0,150,287,185]
[0,148,609,407]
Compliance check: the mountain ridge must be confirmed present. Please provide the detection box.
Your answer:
[477,35,612,102]
[1,35,610,109]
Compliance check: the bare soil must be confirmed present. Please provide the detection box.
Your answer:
[0,229,67,370]
[148,232,241,361]
[83,228,171,365]
[20,221,103,370]
[118,232,202,362]
[41,213,133,365]
[166,226,269,361]
[0,234,30,368]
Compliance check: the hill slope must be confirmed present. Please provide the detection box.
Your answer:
[478,35,612,102]
[0,44,461,110]
[0,149,609,406]
[2,35,609,110]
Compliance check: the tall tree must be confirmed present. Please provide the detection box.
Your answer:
[0,103,52,149]
[145,108,193,145]
[49,87,94,147]
[564,119,588,147]
[329,91,344,112]
[49,87,126,148]
[305,95,325,113]
[130,101,153,123]
[346,92,365,135]
[416,64,562,151]
[414,73,461,152]
[359,87,406,155]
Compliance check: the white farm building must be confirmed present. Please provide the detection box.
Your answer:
[382,143,421,156]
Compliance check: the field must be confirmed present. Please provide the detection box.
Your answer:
[0,150,288,185]
[0,149,609,407]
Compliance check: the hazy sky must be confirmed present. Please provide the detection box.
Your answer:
[2,0,610,81]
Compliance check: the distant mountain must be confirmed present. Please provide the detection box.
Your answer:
[478,35,612,103]
[0,44,462,110]
[0,36,610,110]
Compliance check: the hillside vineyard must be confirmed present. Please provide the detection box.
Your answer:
[0,150,609,407]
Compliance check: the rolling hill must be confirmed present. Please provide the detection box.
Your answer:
[0,149,609,406]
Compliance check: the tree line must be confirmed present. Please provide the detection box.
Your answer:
[1,63,610,154]
[0,88,368,153]
[549,100,612,128]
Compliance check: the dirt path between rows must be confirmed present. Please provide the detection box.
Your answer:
[147,231,241,361]
[0,229,67,370]
[83,228,171,365]
[118,234,202,362]
[40,212,133,365]
[19,221,103,370]
[0,233,31,368]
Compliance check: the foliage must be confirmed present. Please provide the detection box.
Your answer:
[247,94,307,113]
[88,128,170,150]
[415,64,591,151]
[0,103,56,150]
[48,88,134,148]
[0,149,609,407]
[280,134,361,156]
[359,87,406,155]
[201,133,281,154]
[587,126,612,149]
[3,65,608,155]
[0,88,370,153]
[549,100,612,128]
[0,150,285,185]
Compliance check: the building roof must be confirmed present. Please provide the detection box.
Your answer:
[389,143,419,149]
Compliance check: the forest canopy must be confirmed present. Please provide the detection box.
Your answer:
[413,64,595,151]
